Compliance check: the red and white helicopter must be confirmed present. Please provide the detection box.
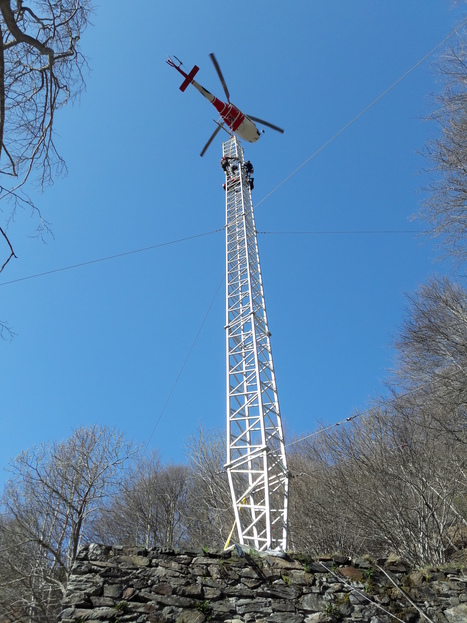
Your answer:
[167,53,284,156]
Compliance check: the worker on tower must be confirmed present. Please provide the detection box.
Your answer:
[245,160,254,175]
[243,160,254,190]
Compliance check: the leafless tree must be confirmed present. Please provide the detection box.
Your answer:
[285,278,467,564]
[288,396,467,565]
[0,0,92,276]
[392,276,467,441]
[90,452,191,550]
[91,429,236,552]
[287,438,370,556]
[184,426,234,549]
[0,425,138,623]
[420,30,467,266]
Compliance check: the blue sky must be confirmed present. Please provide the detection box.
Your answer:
[0,2,462,486]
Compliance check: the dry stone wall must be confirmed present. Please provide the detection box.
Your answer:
[60,544,467,623]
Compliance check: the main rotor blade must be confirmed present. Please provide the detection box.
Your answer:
[200,123,224,157]
[209,53,230,102]
[248,115,284,134]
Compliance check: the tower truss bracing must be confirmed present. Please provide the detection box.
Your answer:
[223,136,289,552]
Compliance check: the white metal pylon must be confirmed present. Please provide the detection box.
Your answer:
[223,136,289,552]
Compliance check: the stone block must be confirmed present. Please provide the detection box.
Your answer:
[70,562,93,575]
[239,566,263,578]
[65,591,92,607]
[354,557,374,569]
[408,570,427,586]
[89,560,118,569]
[258,586,299,600]
[304,614,330,623]
[298,593,326,612]
[192,556,220,565]
[338,565,364,581]
[302,562,330,574]
[116,555,150,568]
[223,585,255,597]
[128,603,154,614]
[82,606,119,619]
[59,608,76,619]
[151,582,173,595]
[385,564,408,573]
[203,587,222,600]
[122,587,136,600]
[90,596,117,607]
[152,594,195,608]
[348,591,371,605]
[103,584,123,598]
[269,599,296,612]
[266,614,304,623]
[444,603,467,623]
[211,600,235,615]
[242,578,261,588]
[189,565,210,577]
[157,559,187,572]
[199,577,222,588]
[175,611,205,623]
[263,557,303,570]
[137,590,159,602]
[236,598,271,615]
[171,554,193,564]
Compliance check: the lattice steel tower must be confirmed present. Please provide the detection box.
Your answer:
[223,136,289,551]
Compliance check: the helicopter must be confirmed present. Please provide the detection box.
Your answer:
[167,53,284,156]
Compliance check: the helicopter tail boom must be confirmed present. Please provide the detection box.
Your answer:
[179,65,199,92]
[167,57,199,92]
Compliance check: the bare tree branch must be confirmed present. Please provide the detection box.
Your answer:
[0,225,15,272]
[0,0,54,63]
[419,30,467,265]
[0,0,92,232]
